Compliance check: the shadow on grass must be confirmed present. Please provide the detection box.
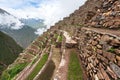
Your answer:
[37,60,55,80]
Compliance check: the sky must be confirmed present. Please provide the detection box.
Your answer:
[0,0,86,34]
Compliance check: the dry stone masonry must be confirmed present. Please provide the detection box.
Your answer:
[77,27,120,80]
[2,0,120,80]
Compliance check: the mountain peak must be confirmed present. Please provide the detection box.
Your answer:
[0,8,10,14]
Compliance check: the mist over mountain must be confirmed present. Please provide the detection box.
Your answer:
[0,8,47,48]
[20,18,46,29]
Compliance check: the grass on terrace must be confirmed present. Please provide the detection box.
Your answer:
[26,53,48,80]
[1,63,27,80]
[68,51,83,80]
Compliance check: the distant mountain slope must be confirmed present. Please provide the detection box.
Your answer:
[0,8,10,14]
[2,25,38,48]
[0,31,23,75]
[0,8,38,48]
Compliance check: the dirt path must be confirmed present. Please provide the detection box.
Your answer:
[51,47,61,79]
[53,49,72,80]
[82,27,120,38]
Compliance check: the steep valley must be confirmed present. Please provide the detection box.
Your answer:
[0,31,23,75]
[1,0,120,80]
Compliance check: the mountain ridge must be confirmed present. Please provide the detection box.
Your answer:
[1,0,120,80]
[0,31,23,75]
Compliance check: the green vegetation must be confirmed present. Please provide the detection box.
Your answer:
[0,31,23,65]
[38,60,55,80]
[75,24,84,27]
[1,63,27,80]
[68,51,83,80]
[0,31,23,75]
[107,47,115,53]
[58,35,63,42]
[55,34,59,39]
[26,53,48,80]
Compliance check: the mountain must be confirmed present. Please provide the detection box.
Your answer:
[1,25,38,48]
[21,18,46,29]
[2,0,120,80]
[0,31,23,75]
[0,8,38,48]
[0,8,10,14]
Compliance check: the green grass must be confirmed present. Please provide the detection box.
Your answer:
[1,63,27,80]
[26,53,48,80]
[68,51,83,80]
[58,35,63,42]
[107,47,115,53]
[0,31,23,76]
[38,60,55,80]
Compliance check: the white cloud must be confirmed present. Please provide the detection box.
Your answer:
[0,13,24,29]
[34,28,46,35]
[0,0,86,34]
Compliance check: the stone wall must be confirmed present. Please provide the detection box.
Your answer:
[77,28,120,80]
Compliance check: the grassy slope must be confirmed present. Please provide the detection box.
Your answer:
[26,53,48,80]
[68,51,83,80]
[0,31,23,74]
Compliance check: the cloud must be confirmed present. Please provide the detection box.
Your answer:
[34,28,46,35]
[0,13,24,29]
[0,0,86,34]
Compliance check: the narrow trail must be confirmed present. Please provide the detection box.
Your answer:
[53,49,72,80]
[51,47,61,79]
[82,27,120,38]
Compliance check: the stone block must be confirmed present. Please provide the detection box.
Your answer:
[96,49,103,55]
[116,56,120,61]
[97,54,109,64]
[92,40,98,46]
[115,49,120,55]
[118,60,120,67]
[111,39,120,46]
[97,72,104,79]
[97,45,102,49]
[106,52,115,62]
[100,65,110,80]
[109,62,120,78]
[106,66,118,79]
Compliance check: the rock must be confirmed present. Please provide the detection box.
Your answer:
[99,64,110,80]
[106,52,115,62]
[97,71,104,79]
[118,61,120,67]
[106,66,118,79]
[116,56,120,61]
[94,74,99,80]
[111,39,120,46]
[97,45,102,49]
[101,35,112,42]
[92,40,98,46]
[97,54,109,64]
[96,49,103,55]
[109,62,120,78]
[115,49,120,55]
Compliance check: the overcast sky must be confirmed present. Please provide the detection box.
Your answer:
[0,0,86,34]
